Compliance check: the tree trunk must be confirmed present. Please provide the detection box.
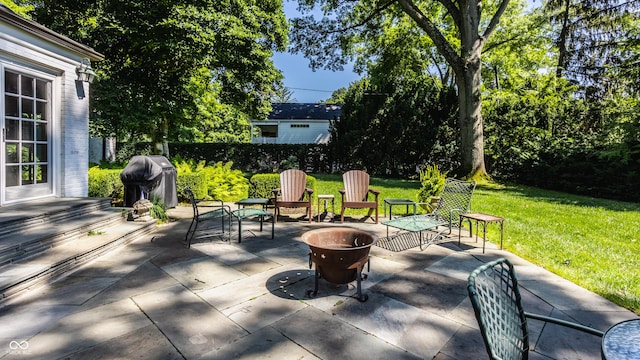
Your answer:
[394,0,502,179]
[456,55,487,178]
[153,116,170,157]
[555,0,572,77]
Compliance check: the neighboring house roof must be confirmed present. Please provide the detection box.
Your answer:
[268,103,341,120]
[0,5,104,60]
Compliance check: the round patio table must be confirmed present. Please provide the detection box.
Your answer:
[601,318,640,360]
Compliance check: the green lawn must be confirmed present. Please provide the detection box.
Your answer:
[311,174,640,314]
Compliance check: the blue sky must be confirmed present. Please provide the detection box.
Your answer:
[272,52,360,103]
[272,1,361,103]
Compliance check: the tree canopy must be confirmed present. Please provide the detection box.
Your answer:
[20,0,288,149]
[291,0,516,178]
[545,0,640,99]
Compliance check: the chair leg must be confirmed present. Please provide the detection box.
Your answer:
[185,218,196,243]
[186,218,198,248]
[341,207,345,223]
[375,206,379,224]
[270,215,275,239]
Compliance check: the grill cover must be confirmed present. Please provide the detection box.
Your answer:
[120,155,177,208]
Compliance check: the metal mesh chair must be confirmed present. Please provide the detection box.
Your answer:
[430,177,476,232]
[467,258,603,360]
[184,187,230,248]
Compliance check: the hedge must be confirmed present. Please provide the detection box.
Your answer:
[88,166,318,205]
[88,167,123,199]
[249,173,317,200]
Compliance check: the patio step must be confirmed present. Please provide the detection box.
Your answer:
[0,197,113,238]
[0,199,120,266]
[0,198,157,302]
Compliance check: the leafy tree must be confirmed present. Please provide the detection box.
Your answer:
[544,0,640,99]
[271,82,297,103]
[290,0,513,178]
[23,0,288,153]
[176,68,252,143]
[323,87,347,104]
[329,75,458,177]
[1,0,33,18]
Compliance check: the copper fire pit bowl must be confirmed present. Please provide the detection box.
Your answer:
[302,227,378,302]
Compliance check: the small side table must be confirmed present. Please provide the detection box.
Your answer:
[230,208,274,243]
[236,198,270,211]
[317,194,335,222]
[458,213,504,253]
[384,198,417,220]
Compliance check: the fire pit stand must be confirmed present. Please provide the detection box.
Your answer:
[302,227,378,302]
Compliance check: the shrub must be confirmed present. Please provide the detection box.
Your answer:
[172,156,248,201]
[249,173,316,199]
[88,167,123,199]
[149,198,169,223]
[176,172,208,200]
[417,164,447,210]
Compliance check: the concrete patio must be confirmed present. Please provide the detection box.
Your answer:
[0,206,637,359]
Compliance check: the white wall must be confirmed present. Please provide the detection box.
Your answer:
[252,119,331,144]
[0,22,92,200]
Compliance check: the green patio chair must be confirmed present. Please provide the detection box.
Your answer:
[467,258,603,360]
[184,187,230,248]
[429,177,476,233]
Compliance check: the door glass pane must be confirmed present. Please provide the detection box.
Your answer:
[21,98,34,119]
[35,79,47,99]
[36,165,47,183]
[21,76,34,96]
[36,123,47,141]
[3,70,52,199]
[5,71,18,94]
[5,143,18,163]
[6,165,19,187]
[6,119,19,140]
[36,100,47,120]
[36,144,47,162]
[22,165,34,183]
[4,95,18,117]
[22,121,34,141]
[22,143,34,162]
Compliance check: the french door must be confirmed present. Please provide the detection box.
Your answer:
[1,66,53,204]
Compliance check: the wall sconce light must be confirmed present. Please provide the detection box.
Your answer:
[76,58,97,83]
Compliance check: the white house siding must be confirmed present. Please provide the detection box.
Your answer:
[252,120,331,144]
[251,103,340,144]
[0,8,102,204]
[279,120,330,144]
[60,68,90,197]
